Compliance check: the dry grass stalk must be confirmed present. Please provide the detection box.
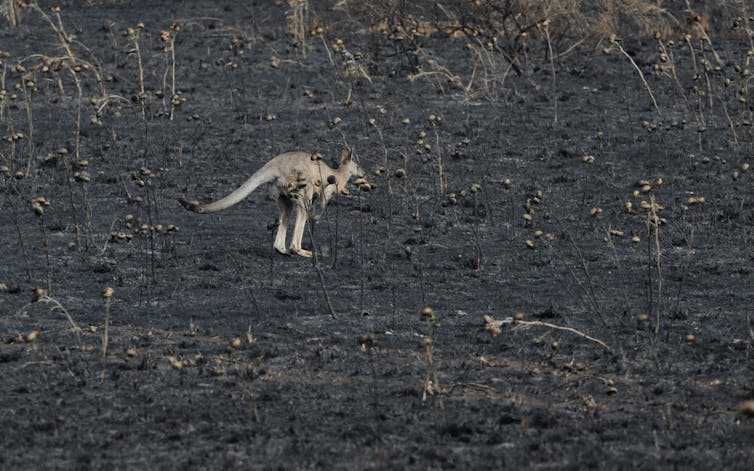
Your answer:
[0,0,22,27]
[607,36,660,114]
[420,307,445,417]
[648,195,663,336]
[26,294,82,348]
[287,0,309,57]
[100,288,114,382]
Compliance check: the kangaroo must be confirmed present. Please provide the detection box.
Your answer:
[179,149,364,257]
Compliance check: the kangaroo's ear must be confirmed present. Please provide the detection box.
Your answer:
[340,147,352,163]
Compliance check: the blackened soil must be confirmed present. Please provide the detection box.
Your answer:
[1,2,753,469]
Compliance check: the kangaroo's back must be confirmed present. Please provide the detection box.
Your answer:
[270,151,334,180]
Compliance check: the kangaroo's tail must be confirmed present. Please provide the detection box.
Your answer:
[179,165,278,214]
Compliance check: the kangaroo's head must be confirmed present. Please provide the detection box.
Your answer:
[339,148,364,180]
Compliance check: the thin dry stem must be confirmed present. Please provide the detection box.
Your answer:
[649,195,663,336]
[100,297,111,382]
[611,40,660,114]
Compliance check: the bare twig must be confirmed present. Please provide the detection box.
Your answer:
[484,315,611,351]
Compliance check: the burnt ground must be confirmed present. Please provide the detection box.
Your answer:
[1,1,754,469]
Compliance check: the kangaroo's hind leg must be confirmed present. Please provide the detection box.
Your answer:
[289,202,313,257]
[274,196,293,255]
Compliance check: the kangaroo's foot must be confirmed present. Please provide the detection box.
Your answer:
[274,244,290,256]
[290,247,312,258]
